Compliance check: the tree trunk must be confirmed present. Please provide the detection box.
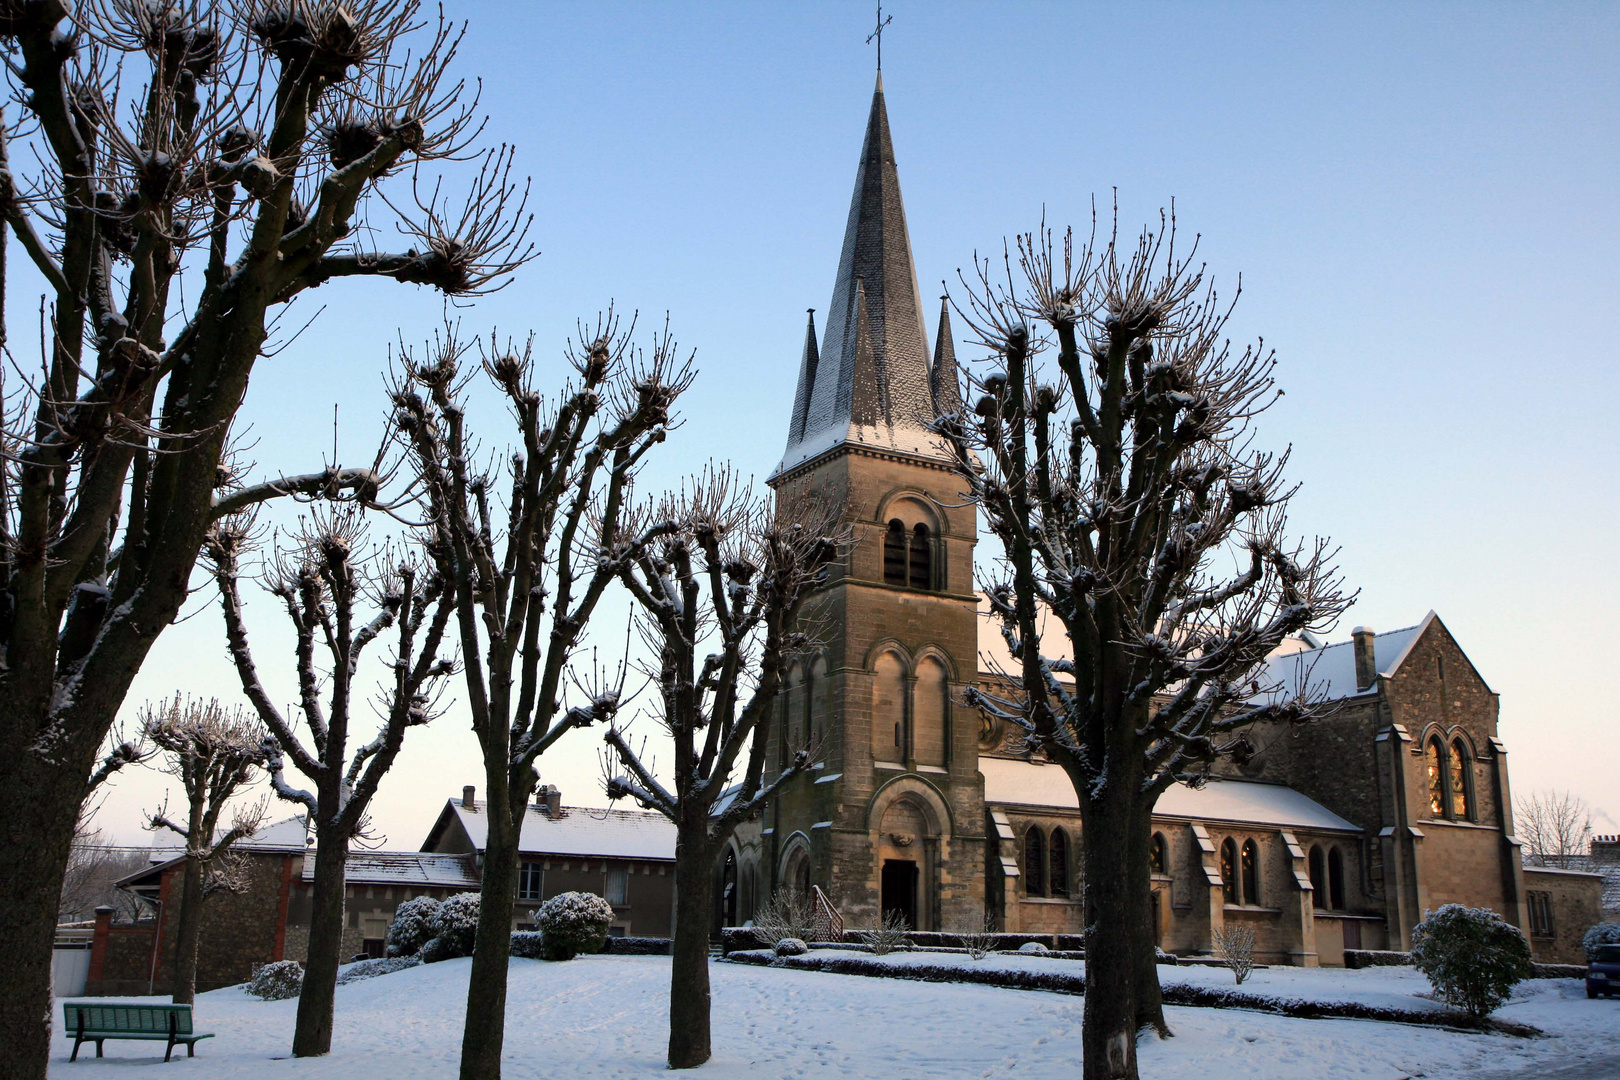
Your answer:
[169,848,208,1005]
[293,825,349,1057]
[0,761,82,1080]
[668,833,716,1069]
[459,772,518,1080]
[1130,808,1168,1037]
[1081,785,1140,1080]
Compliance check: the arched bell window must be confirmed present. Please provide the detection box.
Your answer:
[1049,828,1070,899]
[883,520,908,585]
[1024,826,1046,897]
[1220,839,1238,904]
[1150,833,1168,875]
[1424,737,1446,817]
[909,523,932,589]
[1449,738,1472,820]
[1240,839,1260,906]
[1327,846,1346,911]
[1308,844,1326,905]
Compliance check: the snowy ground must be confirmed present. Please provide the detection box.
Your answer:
[51,955,1619,1079]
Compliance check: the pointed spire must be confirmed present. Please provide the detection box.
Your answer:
[777,76,945,475]
[931,296,963,417]
[788,309,819,445]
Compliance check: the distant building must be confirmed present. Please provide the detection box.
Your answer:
[721,71,1605,968]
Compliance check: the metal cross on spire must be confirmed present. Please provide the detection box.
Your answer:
[867,2,893,72]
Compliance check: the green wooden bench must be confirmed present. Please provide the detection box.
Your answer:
[62,1002,214,1062]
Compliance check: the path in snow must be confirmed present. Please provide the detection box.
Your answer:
[49,955,1620,1079]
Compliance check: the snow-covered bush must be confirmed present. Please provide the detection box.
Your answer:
[247,959,304,1000]
[1583,922,1620,960]
[511,931,547,960]
[774,937,807,957]
[534,891,613,960]
[336,956,421,985]
[1212,925,1256,985]
[754,888,816,944]
[386,896,442,957]
[958,918,1000,961]
[1410,905,1533,1018]
[859,910,910,956]
[1018,941,1050,956]
[431,892,481,958]
[419,936,453,964]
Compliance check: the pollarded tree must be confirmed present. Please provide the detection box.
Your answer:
[0,4,530,1073]
[141,696,268,1005]
[205,507,454,1056]
[389,319,691,1080]
[938,217,1351,1080]
[603,472,842,1069]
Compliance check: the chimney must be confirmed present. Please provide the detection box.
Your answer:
[1593,835,1619,861]
[462,785,476,809]
[538,784,562,819]
[1352,627,1377,692]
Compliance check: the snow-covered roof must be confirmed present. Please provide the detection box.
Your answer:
[1525,856,1620,914]
[142,814,311,865]
[1249,616,1433,704]
[302,850,479,890]
[438,799,677,861]
[976,594,1073,681]
[980,757,1361,833]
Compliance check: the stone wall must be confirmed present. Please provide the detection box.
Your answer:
[1523,866,1605,966]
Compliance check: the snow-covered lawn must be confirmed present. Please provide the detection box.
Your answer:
[51,955,1619,1079]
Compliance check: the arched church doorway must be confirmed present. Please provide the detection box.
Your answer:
[716,848,738,931]
[875,794,937,930]
[881,859,919,928]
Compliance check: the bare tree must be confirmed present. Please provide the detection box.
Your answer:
[938,215,1351,1080]
[602,473,840,1069]
[142,696,268,1005]
[390,318,690,1080]
[1517,789,1593,869]
[1211,924,1256,985]
[0,4,531,1071]
[58,833,151,924]
[205,507,453,1055]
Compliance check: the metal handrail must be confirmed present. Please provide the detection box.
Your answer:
[811,885,843,942]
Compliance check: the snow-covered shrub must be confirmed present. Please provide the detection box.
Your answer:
[418,936,453,964]
[774,937,807,957]
[336,956,421,985]
[510,931,547,960]
[859,910,911,956]
[754,888,816,944]
[247,959,304,1000]
[1583,922,1620,960]
[958,917,1000,961]
[1211,925,1256,985]
[1018,941,1050,956]
[431,892,481,958]
[1410,905,1533,1018]
[386,896,442,957]
[534,891,613,960]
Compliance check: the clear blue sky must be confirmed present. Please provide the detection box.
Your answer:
[89,2,1619,846]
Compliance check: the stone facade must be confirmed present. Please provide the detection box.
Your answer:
[1523,866,1606,965]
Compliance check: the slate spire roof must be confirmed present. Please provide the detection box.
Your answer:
[777,74,954,476]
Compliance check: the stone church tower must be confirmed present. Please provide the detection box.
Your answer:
[743,74,985,932]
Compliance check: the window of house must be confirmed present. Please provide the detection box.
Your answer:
[1327,846,1346,911]
[519,860,544,902]
[1049,829,1070,899]
[1425,738,1446,817]
[1308,845,1326,904]
[1150,833,1168,876]
[1528,892,1555,937]
[1240,840,1260,906]
[1449,738,1472,820]
[1025,826,1046,897]
[909,523,932,589]
[883,520,908,585]
[606,866,629,907]
[1220,839,1238,904]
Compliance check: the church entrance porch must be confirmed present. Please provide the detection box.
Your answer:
[881,859,919,929]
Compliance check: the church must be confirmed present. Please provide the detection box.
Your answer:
[721,73,1602,967]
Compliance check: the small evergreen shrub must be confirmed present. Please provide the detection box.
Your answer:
[336,956,421,985]
[1583,922,1620,960]
[1410,904,1533,1018]
[511,931,547,960]
[774,937,808,957]
[534,891,613,960]
[386,896,442,957]
[1018,941,1050,956]
[419,936,453,964]
[247,959,304,1000]
[431,892,481,958]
